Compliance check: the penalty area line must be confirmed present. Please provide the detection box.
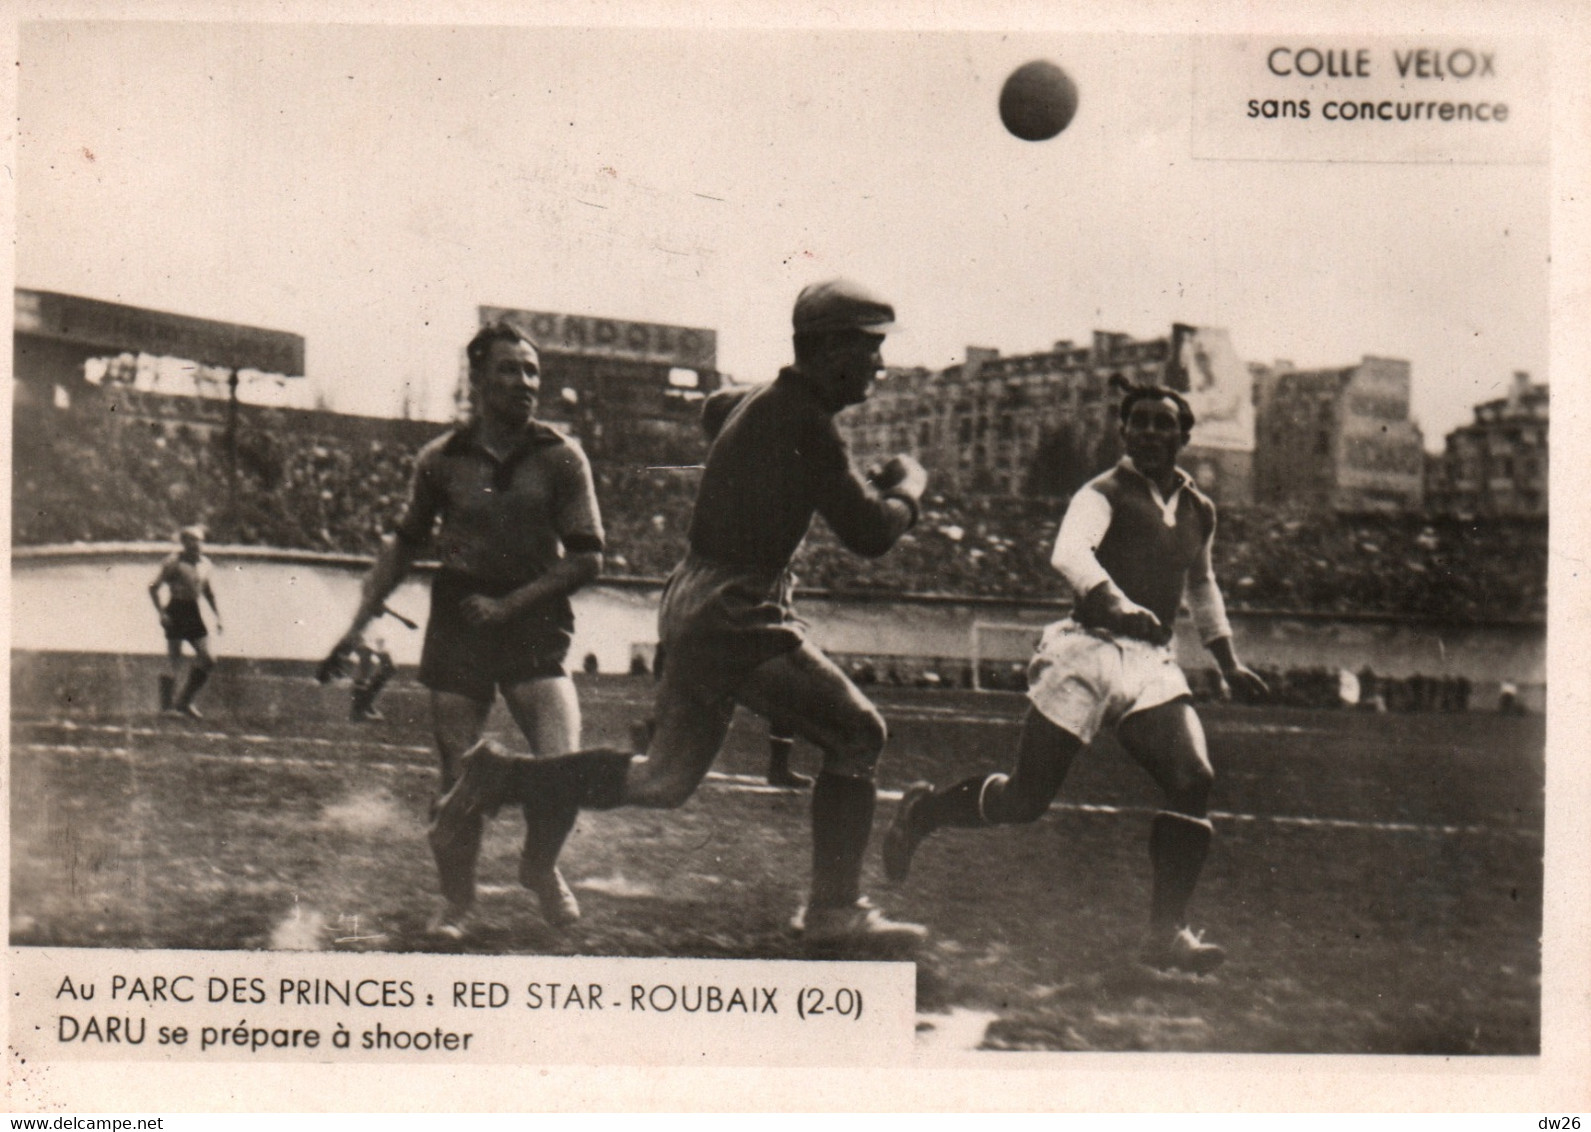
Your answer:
[696,772,1535,840]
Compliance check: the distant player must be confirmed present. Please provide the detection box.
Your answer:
[316,605,412,723]
[348,633,395,722]
[149,525,222,719]
[432,279,927,947]
[331,321,605,938]
[883,384,1268,973]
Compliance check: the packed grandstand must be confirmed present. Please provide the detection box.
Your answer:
[13,388,1546,626]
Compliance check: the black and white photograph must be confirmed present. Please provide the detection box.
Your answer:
[6,0,1588,1113]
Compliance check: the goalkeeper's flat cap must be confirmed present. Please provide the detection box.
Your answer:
[792,279,896,335]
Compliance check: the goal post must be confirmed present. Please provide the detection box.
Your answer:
[969,620,1046,692]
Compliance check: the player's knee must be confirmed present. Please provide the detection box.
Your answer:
[820,706,887,779]
[1167,760,1214,811]
[855,704,888,754]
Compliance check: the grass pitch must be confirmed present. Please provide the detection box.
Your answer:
[10,674,1543,1054]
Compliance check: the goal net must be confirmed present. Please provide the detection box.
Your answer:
[969,620,1046,692]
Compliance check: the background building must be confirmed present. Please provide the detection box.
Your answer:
[1165,324,1256,506]
[1427,372,1548,517]
[842,330,1171,498]
[841,325,1257,505]
[1253,355,1425,513]
[13,288,307,417]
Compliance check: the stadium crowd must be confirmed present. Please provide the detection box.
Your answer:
[791,494,1545,625]
[13,396,411,554]
[14,394,1546,626]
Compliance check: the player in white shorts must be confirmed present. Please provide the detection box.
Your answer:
[883,384,1268,973]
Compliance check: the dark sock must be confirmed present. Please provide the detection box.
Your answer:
[768,737,805,781]
[512,748,635,875]
[158,675,175,711]
[1149,811,1213,932]
[520,803,578,877]
[365,668,391,702]
[175,666,209,709]
[523,747,634,811]
[809,773,875,909]
[915,774,992,832]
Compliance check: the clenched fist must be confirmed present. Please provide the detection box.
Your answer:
[869,454,927,504]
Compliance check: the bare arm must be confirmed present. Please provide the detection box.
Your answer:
[817,449,926,559]
[340,440,442,645]
[203,577,223,632]
[460,551,602,626]
[149,563,171,620]
[1206,634,1268,700]
[1183,520,1231,645]
[339,535,422,647]
[1188,521,1266,698]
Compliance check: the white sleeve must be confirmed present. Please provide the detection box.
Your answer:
[1049,488,1113,598]
[1184,526,1233,643]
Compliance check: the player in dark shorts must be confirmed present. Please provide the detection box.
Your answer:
[148,525,222,719]
[627,388,814,790]
[761,721,810,790]
[882,385,1269,973]
[699,388,812,789]
[432,279,928,947]
[348,634,396,722]
[631,650,811,790]
[316,605,414,720]
[332,321,605,938]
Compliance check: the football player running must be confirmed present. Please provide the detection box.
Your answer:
[430,279,929,949]
[883,384,1267,973]
[332,321,605,938]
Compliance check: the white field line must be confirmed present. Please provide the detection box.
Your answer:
[15,733,1538,841]
[15,709,1501,750]
[157,673,1389,733]
[17,717,434,757]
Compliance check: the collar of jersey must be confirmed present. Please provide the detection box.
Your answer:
[442,418,565,461]
[1114,456,1191,527]
[776,365,846,414]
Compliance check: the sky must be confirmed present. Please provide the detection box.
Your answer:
[15,10,1554,449]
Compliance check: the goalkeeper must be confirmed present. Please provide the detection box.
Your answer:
[432,279,928,949]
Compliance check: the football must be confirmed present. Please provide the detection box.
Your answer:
[999,59,1079,141]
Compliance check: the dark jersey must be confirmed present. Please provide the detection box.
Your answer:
[687,369,911,574]
[394,419,604,586]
